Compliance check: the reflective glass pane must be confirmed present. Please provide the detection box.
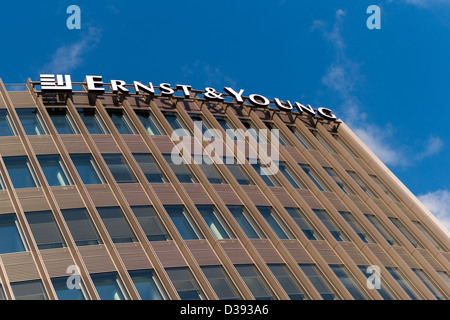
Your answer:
[165,267,204,300]
[285,207,322,241]
[197,205,232,240]
[135,110,162,135]
[268,264,307,300]
[11,280,48,300]
[97,207,137,243]
[0,109,16,136]
[16,108,46,135]
[129,269,166,300]
[133,153,167,183]
[165,205,200,240]
[131,205,170,241]
[227,205,264,239]
[25,210,66,250]
[61,208,102,246]
[91,272,128,300]
[77,108,107,134]
[51,277,86,300]
[201,266,240,300]
[37,154,72,186]
[0,214,26,254]
[107,109,135,134]
[329,264,367,300]
[386,267,418,300]
[3,156,38,189]
[47,108,78,134]
[235,264,274,300]
[257,206,291,239]
[299,264,337,300]
[70,153,104,185]
[358,265,393,300]
[102,153,137,183]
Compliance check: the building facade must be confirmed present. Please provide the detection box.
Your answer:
[0,77,448,300]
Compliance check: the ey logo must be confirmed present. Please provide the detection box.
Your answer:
[67,5,81,30]
[367,5,381,30]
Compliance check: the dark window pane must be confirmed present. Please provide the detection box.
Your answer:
[129,269,166,300]
[235,264,274,300]
[131,205,170,241]
[164,205,201,240]
[97,207,137,243]
[329,264,367,300]
[313,209,349,242]
[77,108,108,134]
[51,277,86,300]
[47,108,78,134]
[257,206,292,239]
[61,208,102,246]
[0,214,27,254]
[165,267,204,300]
[300,164,329,191]
[285,207,323,241]
[227,205,264,239]
[25,210,66,250]
[70,153,105,185]
[11,280,48,300]
[3,156,38,189]
[358,265,393,300]
[197,205,233,240]
[107,109,135,134]
[102,153,137,183]
[91,272,128,300]
[385,267,418,300]
[16,108,46,135]
[268,264,307,300]
[133,153,167,183]
[201,266,240,300]
[340,211,374,244]
[37,154,72,187]
[135,110,162,135]
[0,109,16,136]
[299,264,337,300]
[163,154,196,183]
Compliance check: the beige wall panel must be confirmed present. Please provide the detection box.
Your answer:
[182,183,212,205]
[392,246,420,269]
[310,240,342,264]
[395,202,418,221]
[1,252,41,282]
[0,136,26,156]
[250,239,284,264]
[28,136,58,155]
[150,241,187,268]
[8,92,36,108]
[115,242,152,270]
[372,199,395,218]
[270,187,297,207]
[242,185,270,206]
[40,248,75,278]
[282,240,314,264]
[122,135,149,153]
[353,158,375,175]
[151,136,175,154]
[78,245,116,274]
[283,146,307,164]
[16,188,50,212]
[119,184,151,206]
[213,184,242,205]
[218,239,253,264]
[332,154,353,171]
[365,243,395,267]
[60,135,90,153]
[323,191,349,211]
[347,194,370,213]
[297,190,323,209]
[340,242,369,265]
[85,185,118,207]
[51,186,84,209]
[308,150,330,166]
[185,240,221,266]
[92,135,120,153]
[0,191,14,214]
[416,249,444,271]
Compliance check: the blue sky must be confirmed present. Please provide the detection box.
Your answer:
[0,0,449,230]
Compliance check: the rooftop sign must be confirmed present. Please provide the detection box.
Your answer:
[39,74,337,121]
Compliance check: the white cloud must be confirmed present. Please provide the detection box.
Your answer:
[42,27,101,74]
[418,189,450,232]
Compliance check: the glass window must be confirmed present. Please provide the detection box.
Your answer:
[240,120,259,142]
[61,208,102,246]
[0,285,5,300]
[133,153,167,183]
[190,114,209,136]
[37,154,72,187]
[288,126,315,150]
[16,108,47,135]
[279,162,307,189]
[346,170,378,198]
[311,130,336,153]
[131,205,170,241]
[300,164,330,192]
[411,268,445,300]
[91,272,128,300]
[223,157,253,185]
[385,267,418,300]
[357,265,393,300]
[235,264,275,300]
[201,265,241,300]
[0,109,16,136]
[369,174,399,202]
[250,160,280,187]
[107,109,136,134]
[339,211,374,244]
[164,205,202,240]
[77,108,108,134]
[329,264,367,300]
[227,205,265,239]
[215,116,231,132]
[165,113,190,136]
[0,214,27,254]
[365,214,399,246]
[437,271,450,287]
[129,269,166,300]
[389,217,423,249]
[264,122,288,146]
[313,209,349,242]
[163,154,197,183]
[96,207,137,244]
[412,220,443,251]
[299,264,338,300]
[257,206,292,239]
[3,156,39,189]
[51,277,87,300]
[102,153,137,184]
[165,267,205,300]
[25,210,66,250]
[285,207,323,241]
[70,154,105,185]
[193,154,225,184]
[196,205,233,240]
[323,167,355,195]
[268,264,307,300]
[135,110,162,135]
[47,108,78,134]
[334,135,359,158]
[11,279,48,300]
